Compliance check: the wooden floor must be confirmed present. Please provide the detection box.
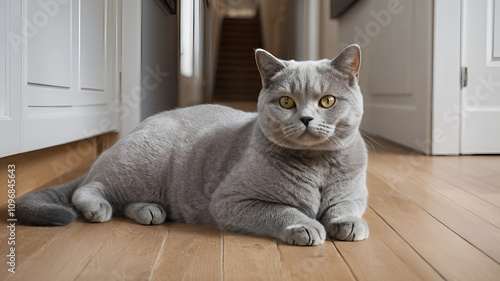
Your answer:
[2,137,500,281]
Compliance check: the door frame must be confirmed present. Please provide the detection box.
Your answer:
[121,0,142,136]
[431,0,462,155]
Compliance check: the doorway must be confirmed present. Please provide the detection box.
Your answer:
[460,0,500,154]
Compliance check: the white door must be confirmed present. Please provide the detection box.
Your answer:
[336,0,434,154]
[461,0,500,154]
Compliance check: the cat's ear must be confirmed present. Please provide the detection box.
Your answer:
[331,44,361,85]
[255,49,286,87]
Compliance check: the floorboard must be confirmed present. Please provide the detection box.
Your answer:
[367,171,500,281]
[368,157,500,262]
[278,240,354,281]
[76,218,167,281]
[6,220,113,281]
[150,223,222,281]
[223,232,286,280]
[374,156,500,228]
[334,208,444,281]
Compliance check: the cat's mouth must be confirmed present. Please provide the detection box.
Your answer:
[292,127,331,146]
[277,123,338,149]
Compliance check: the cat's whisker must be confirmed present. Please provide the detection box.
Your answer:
[360,132,384,154]
[265,134,289,158]
[362,135,377,153]
[329,134,348,148]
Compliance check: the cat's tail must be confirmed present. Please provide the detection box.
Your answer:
[16,174,86,226]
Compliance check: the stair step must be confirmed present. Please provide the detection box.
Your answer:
[214,17,263,103]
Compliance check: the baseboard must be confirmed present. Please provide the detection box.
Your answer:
[0,132,119,206]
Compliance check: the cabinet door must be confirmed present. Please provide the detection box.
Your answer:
[22,0,118,152]
[0,0,22,158]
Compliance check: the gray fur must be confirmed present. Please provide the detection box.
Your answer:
[17,45,369,245]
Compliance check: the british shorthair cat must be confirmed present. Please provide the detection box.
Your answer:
[17,45,369,246]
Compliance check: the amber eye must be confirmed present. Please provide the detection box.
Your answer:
[279,96,295,109]
[320,95,336,108]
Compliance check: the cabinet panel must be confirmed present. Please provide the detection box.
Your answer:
[81,0,105,91]
[494,0,500,57]
[0,0,6,117]
[23,106,116,152]
[0,0,22,158]
[26,0,71,88]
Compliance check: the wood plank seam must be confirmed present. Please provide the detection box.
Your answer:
[274,240,291,281]
[386,152,500,208]
[72,220,126,281]
[433,157,500,189]
[330,241,358,281]
[367,206,446,280]
[74,235,114,280]
[415,164,500,208]
[148,233,169,281]
[221,231,224,281]
[409,173,500,229]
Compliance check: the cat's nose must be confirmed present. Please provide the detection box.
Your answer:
[300,116,314,127]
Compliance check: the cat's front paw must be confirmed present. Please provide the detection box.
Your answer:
[281,220,326,246]
[82,200,113,223]
[124,203,167,225]
[326,217,369,241]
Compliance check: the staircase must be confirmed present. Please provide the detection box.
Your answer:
[213,17,263,103]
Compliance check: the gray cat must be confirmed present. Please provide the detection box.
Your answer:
[17,45,369,246]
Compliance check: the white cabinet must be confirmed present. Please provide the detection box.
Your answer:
[0,0,22,157]
[0,0,119,157]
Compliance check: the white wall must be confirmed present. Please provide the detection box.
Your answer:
[258,0,304,59]
[178,0,224,107]
[432,0,461,154]
[121,0,142,136]
[319,0,339,59]
[141,0,178,120]
[122,0,180,136]
[203,0,225,102]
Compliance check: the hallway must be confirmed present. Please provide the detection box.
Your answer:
[213,17,263,103]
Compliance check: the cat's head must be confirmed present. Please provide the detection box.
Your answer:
[255,45,363,151]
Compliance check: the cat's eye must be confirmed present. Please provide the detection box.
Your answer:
[320,95,336,108]
[279,96,295,109]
